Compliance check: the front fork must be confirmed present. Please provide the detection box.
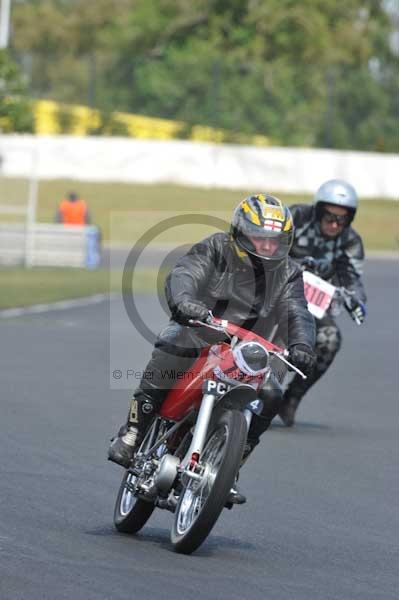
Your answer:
[243,407,254,431]
[181,393,216,470]
[181,394,260,473]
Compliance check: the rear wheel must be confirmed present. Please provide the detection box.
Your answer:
[171,410,247,554]
[113,421,159,534]
[113,470,155,533]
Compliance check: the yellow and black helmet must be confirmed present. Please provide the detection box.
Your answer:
[231,194,294,266]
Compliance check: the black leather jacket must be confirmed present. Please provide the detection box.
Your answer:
[289,204,366,303]
[165,232,315,349]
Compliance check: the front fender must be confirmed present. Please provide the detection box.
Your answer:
[218,384,257,412]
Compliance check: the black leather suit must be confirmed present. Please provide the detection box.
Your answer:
[286,204,366,400]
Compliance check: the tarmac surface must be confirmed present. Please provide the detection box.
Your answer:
[0,259,398,600]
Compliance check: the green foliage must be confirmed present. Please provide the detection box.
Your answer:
[0,50,34,132]
[10,0,399,150]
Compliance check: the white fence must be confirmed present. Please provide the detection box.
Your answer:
[1,134,399,199]
[0,223,101,268]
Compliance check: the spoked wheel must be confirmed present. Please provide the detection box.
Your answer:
[171,410,247,554]
[113,421,160,534]
[114,470,155,533]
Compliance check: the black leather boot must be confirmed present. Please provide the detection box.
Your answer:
[108,426,140,468]
[225,482,247,507]
[108,391,157,468]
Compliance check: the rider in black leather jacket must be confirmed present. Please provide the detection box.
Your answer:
[109,194,316,500]
[279,179,367,426]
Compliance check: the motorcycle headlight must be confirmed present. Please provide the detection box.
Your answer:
[232,341,269,377]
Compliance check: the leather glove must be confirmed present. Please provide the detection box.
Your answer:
[174,300,209,325]
[301,256,333,279]
[289,344,316,376]
[301,256,317,271]
[345,296,366,325]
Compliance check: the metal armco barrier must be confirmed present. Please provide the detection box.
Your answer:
[0,223,101,268]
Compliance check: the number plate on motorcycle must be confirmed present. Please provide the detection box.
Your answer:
[303,270,336,319]
[202,379,230,395]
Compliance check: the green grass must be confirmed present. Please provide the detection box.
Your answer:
[2,178,398,251]
[0,267,167,310]
[0,267,113,310]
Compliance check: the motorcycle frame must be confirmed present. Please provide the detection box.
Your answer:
[131,383,258,477]
[126,317,306,498]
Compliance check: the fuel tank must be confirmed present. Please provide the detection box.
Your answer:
[159,343,232,421]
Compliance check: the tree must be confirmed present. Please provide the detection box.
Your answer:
[12,0,132,105]
[102,0,398,148]
[9,0,399,150]
[0,50,33,132]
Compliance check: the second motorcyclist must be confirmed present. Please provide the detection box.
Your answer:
[279,179,367,426]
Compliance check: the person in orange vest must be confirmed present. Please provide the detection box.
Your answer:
[56,191,91,225]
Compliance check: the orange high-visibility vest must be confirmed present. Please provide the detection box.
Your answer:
[58,199,88,225]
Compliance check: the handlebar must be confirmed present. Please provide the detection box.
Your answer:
[189,313,307,380]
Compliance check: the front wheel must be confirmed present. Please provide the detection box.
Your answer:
[114,470,155,533]
[171,409,247,554]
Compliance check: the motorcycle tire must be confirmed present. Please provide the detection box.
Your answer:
[171,409,247,554]
[114,470,155,534]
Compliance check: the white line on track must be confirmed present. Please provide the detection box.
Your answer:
[0,293,121,320]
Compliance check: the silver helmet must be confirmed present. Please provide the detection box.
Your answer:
[314,179,358,223]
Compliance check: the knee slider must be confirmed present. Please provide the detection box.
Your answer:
[316,325,341,354]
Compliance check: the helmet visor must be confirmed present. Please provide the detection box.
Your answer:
[235,218,293,260]
[317,203,354,226]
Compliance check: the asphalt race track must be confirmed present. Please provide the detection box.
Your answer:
[0,259,398,600]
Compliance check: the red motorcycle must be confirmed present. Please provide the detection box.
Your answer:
[113,315,305,554]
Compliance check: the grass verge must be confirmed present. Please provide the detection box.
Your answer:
[0,267,165,310]
[0,267,113,310]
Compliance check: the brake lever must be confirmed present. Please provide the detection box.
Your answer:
[273,351,307,380]
[187,318,227,333]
